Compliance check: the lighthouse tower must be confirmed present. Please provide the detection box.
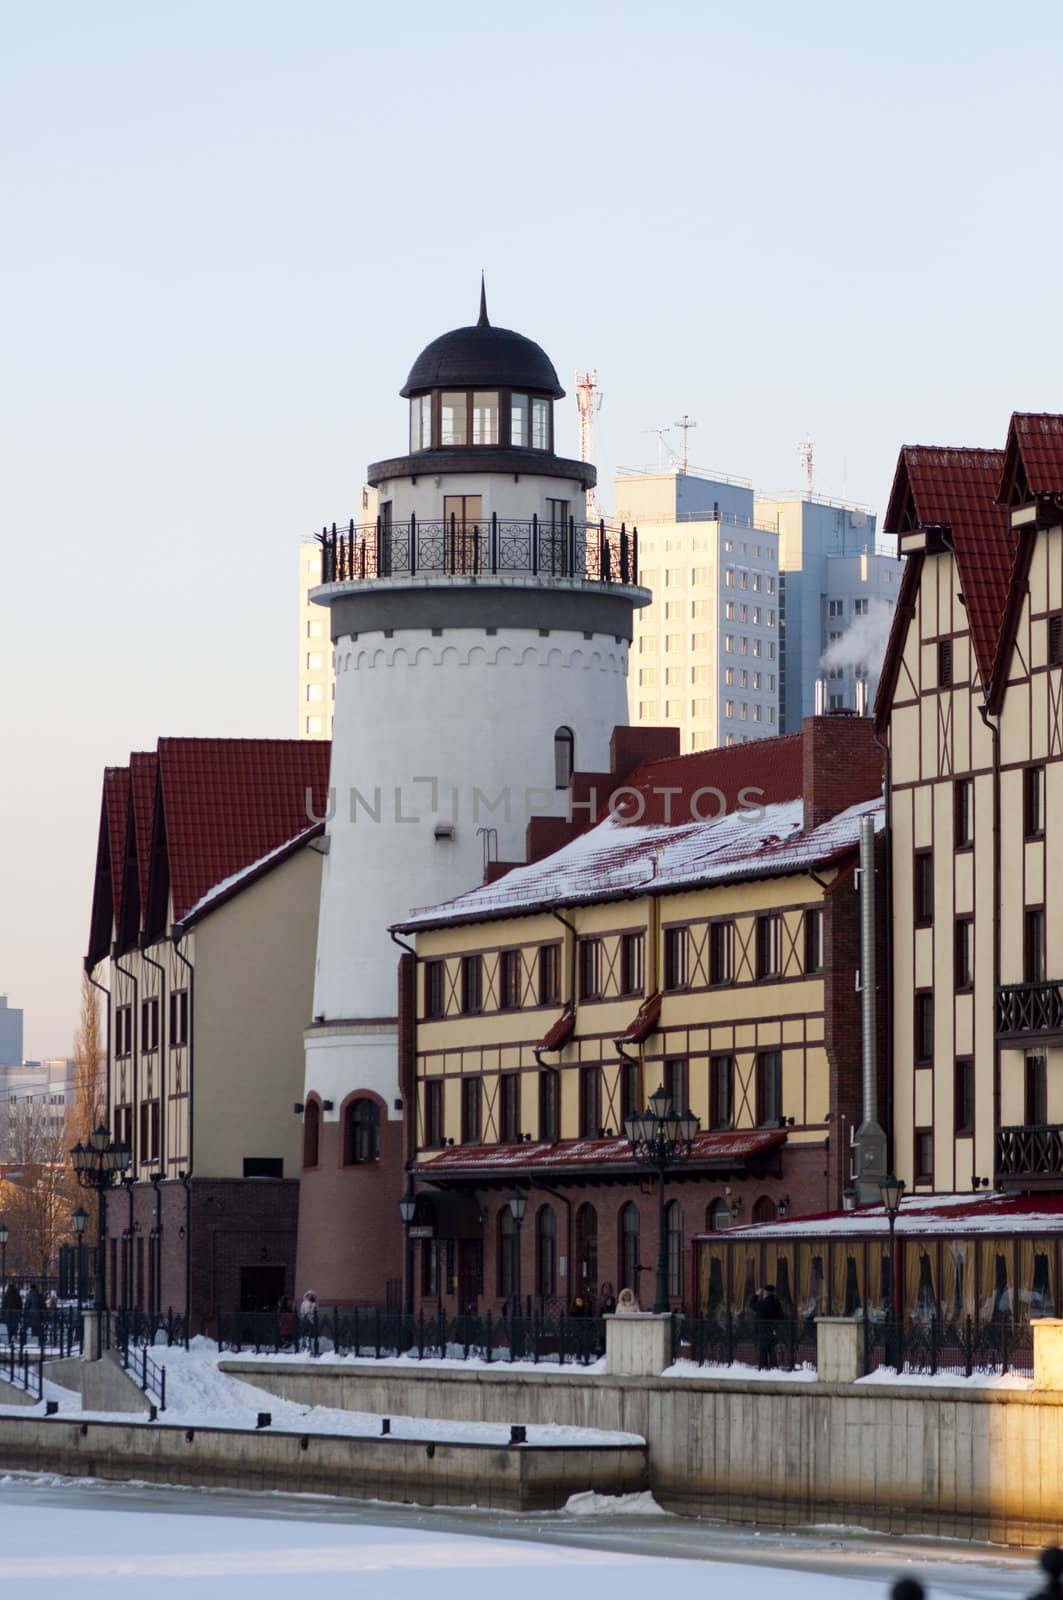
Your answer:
[295,288,648,1303]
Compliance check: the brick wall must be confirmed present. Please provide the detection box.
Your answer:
[802,715,883,832]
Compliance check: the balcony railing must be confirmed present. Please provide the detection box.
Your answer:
[996,1123,1063,1188]
[316,516,639,588]
[996,981,1063,1042]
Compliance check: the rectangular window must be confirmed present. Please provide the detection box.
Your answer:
[620,931,645,996]
[954,1059,974,1135]
[1025,765,1045,838]
[440,391,467,446]
[1049,612,1063,667]
[937,638,953,688]
[804,909,823,974]
[620,1059,642,1127]
[460,954,483,1015]
[954,778,972,849]
[638,667,657,687]
[500,1074,521,1142]
[499,949,522,1010]
[531,397,550,450]
[424,1079,444,1147]
[954,917,974,991]
[409,392,432,451]
[461,1077,482,1144]
[827,599,844,618]
[510,393,528,447]
[139,1100,160,1163]
[578,937,602,1000]
[664,1057,689,1111]
[115,1004,133,1059]
[1026,1053,1048,1125]
[169,990,188,1049]
[710,1055,734,1129]
[755,914,782,979]
[471,391,499,445]
[853,597,869,616]
[140,997,159,1054]
[709,920,734,985]
[665,634,681,654]
[1025,907,1046,984]
[579,1066,602,1137]
[665,601,682,620]
[915,990,934,1065]
[539,1070,560,1143]
[692,697,710,717]
[756,1050,782,1126]
[663,926,688,990]
[914,1129,934,1184]
[914,850,934,924]
[692,632,710,650]
[424,960,446,1019]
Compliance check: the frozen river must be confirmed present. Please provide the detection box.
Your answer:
[0,1474,1041,1600]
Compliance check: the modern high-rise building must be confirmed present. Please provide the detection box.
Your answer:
[299,487,377,739]
[0,1057,75,1161]
[0,996,23,1068]
[616,467,781,752]
[754,493,903,731]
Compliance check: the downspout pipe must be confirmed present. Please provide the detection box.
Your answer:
[111,946,139,1169]
[855,814,888,1203]
[138,939,167,1175]
[171,930,194,1175]
[978,698,1002,1171]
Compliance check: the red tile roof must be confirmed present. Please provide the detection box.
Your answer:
[129,752,158,913]
[103,767,130,910]
[999,412,1063,502]
[608,734,804,826]
[414,1126,787,1181]
[883,445,1014,685]
[157,739,331,922]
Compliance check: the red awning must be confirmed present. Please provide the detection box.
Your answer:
[414,1126,787,1182]
[615,992,661,1046]
[536,1005,575,1054]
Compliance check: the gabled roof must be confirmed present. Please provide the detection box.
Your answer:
[86,768,130,967]
[998,412,1063,506]
[880,444,1014,689]
[129,752,158,913]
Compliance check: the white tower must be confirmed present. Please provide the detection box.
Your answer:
[296,287,648,1302]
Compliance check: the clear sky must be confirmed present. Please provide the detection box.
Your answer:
[2,0,1061,1058]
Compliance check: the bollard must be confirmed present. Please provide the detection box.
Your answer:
[45,1401,58,1416]
[381,1418,391,1435]
[149,1404,157,1422]
[255,1412,271,1429]
[1034,1548,1063,1600]
[509,1424,527,1445]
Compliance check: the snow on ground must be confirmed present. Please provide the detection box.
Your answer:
[855,1367,1032,1390]
[565,1490,668,1515]
[227,1343,608,1375]
[663,1359,818,1381]
[0,1499,895,1599]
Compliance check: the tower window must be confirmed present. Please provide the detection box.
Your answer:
[510,393,528,447]
[409,393,431,452]
[531,397,550,450]
[554,726,574,788]
[440,392,468,446]
[472,392,499,446]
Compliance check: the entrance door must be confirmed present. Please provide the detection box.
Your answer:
[442,495,483,575]
[574,1203,598,1307]
[239,1264,285,1313]
[458,1239,483,1314]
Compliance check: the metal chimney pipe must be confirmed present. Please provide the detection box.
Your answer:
[859,814,876,1125]
[814,679,826,716]
[855,679,868,717]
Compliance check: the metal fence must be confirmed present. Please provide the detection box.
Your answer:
[0,1343,42,1402]
[112,1307,189,1351]
[318,516,639,588]
[0,1307,82,1358]
[864,1316,1034,1379]
[120,1342,167,1411]
[674,1310,817,1372]
[217,1307,605,1366]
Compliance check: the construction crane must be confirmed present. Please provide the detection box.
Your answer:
[575,370,602,517]
[800,434,815,501]
[674,415,697,472]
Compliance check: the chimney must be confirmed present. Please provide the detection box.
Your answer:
[814,679,826,716]
[802,715,883,833]
[855,680,868,717]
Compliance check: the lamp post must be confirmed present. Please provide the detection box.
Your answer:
[70,1124,132,1354]
[0,1220,7,1291]
[625,1086,700,1314]
[880,1173,905,1325]
[508,1191,527,1315]
[398,1187,417,1317]
[72,1206,87,1312]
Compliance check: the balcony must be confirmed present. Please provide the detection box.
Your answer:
[995,981,1063,1044]
[316,517,640,589]
[996,1123,1063,1190]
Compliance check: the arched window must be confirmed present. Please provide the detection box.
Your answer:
[752,1195,776,1225]
[554,726,574,789]
[343,1098,379,1166]
[574,1202,598,1305]
[619,1202,640,1299]
[666,1200,685,1301]
[707,1199,731,1232]
[497,1207,516,1300]
[302,1100,320,1169]
[536,1205,557,1300]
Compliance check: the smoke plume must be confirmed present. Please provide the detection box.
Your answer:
[820,598,894,675]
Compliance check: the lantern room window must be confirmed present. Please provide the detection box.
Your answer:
[409,393,431,452]
[440,392,467,446]
[472,392,499,445]
[511,393,528,446]
[408,389,553,451]
[531,396,550,449]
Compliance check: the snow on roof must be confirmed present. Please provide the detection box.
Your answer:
[398,794,884,932]
[697,1190,1063,1242]
[176,822,322,928]
[415,1127,786,1180]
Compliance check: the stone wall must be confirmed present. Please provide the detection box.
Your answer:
[222,1359,1063,1546]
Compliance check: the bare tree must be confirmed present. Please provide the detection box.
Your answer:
[4,1095,77,1280]
[72,971,106,1144]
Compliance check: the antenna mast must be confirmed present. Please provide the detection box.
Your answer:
[642,426,672,471]
[800,433,814,501]
[673,415,697,472]
[575,369,602,517]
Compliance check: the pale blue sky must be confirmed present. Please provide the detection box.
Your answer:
[2,0,1060,1057]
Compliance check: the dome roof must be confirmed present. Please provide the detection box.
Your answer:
[400,284,565,400]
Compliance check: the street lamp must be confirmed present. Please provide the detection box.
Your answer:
[0,1220,7,1290]
[72,1206,88,1312]
[625,1088,701,1314]
[70,1124,132,1328]
[508,1191,527,1314]
[880,1173,905,1323]
[398,1188,417,1317]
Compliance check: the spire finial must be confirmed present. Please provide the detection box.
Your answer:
[478,271,489,328]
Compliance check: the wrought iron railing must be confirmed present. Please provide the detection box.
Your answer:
[0,1307,82,1357]
[863,1315,1033,1378]
[120,1341,167,1411]
[316,516,639,588]
[217,1306,604,1366]
[673,1310,817,1372]
[996,1123,1063,1182]
[0,1342,43,1401]
[113,1307,189,1351]
[996,981,1063,1039]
